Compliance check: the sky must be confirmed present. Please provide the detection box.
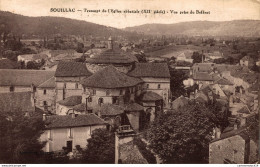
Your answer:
[0,0,260,28]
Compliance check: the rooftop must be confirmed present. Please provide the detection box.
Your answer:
[0,92,34,113]
[38,77,55,88]
[58,96,82,106]
[45,113,106,129]
[138,91,163,102]
[128,63,170,78]
[55,61,92,77]
[85,48,135,64]
[0,69,55,86]
[80,65,143,89]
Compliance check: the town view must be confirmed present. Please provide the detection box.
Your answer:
[0,10,259,164]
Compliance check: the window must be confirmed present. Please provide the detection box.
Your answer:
[98,98,104,106]
[75,83,78,89]
[106,90,110,96]
[43,101,47,106]
[43,89,47,95]
[10,86,14,92]
[112,96,119,104]
[93,89,96,95]
[68,128,72,138]
[120,89,123,95]
[147,84,149,89]
[64,83,66,88]
[158,84,161,89]
[88,110,93,114]
[88,97,92,102]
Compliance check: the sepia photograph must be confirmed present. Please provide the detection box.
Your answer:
[0,0,259,165]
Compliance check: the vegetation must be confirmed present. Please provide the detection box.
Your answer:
[82,129,115,164]
[147,102,216,164]
[0,110,46,163]
[133,137,156,164]
[169,67,188,100]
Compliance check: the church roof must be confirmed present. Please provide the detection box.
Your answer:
[80,65,143,89]
[128,63,170,78]
[55,61,92,77]
[85,49,135,64]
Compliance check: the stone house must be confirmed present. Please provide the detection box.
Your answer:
[40,113,106,153]
[240,56,255,68]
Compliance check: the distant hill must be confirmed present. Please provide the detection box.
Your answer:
[124,20,260,37]
[0,11,136,38]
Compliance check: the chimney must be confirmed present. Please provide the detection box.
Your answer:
[71,112,75,119]
[215,127,221,139]
[108,36,113,49]
[43,114,47,121]
[115,125,136,164]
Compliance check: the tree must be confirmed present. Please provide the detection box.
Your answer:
[0,110,46,163]
[192,52,205,63]
[83,129,115,164]
[169,67,188,100]
[147,102,215,163]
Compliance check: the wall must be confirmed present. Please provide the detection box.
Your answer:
[126,111,140,131]
[141,77,170,106]
[36,88,55,111]
[209,135,246,164]
[56,104,73,115]
[40,125,106,152]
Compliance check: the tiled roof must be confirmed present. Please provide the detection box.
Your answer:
[55,61,92,77]
[80,65,143,89]
[0,59,21,69]
[85,49,135,64]
[72,103,93,112]
[0,92,34,112]
[138,91,163,102]
[58,96,82,106]
[38,77,55,88]
[124,103,144,111]
[0,69,55,86]
[94,104,125,116]
[128,63,170,78]
[214,77,233,85]
[171,96,189,110]
[193,72,214,81]
[45,113,106,129]
[120,141,148,164]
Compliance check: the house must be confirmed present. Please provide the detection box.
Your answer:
[0,69,55,93]
[176,52,193,63]
[40,113,106,153]
[0,91,35,113]
[55,61,92,102]
[209,122,258,164]
[240,56,255,68]
[17,54,48,66]
[128,63,171,106]
[0,69,55,110]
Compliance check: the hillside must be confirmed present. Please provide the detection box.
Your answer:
[0,11,136,38]
[124,20,260,37]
